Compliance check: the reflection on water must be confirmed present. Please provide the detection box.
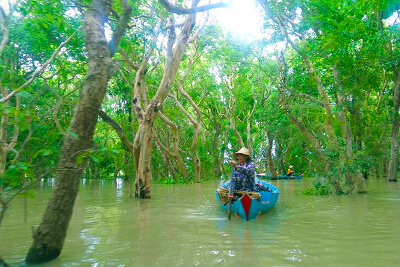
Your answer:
[0,178,400,266]
[116,178,123,201]
[40,177,55,187]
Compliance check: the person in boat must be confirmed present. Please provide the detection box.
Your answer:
[287,165,295,177]
[228,147,257,199]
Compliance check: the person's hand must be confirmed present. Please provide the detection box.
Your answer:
[229,160,237,168]
[228,194,233,199]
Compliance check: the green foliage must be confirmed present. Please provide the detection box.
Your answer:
[154,172,221,184]
[80,134,127,180]
[154,177,195,185]
[0,161,33,195]
[302,179,331,195]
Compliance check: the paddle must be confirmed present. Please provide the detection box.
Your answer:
[228,166,234,220]
[228,198,232,220]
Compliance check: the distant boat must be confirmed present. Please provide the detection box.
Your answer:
[277,174,303,180]
[257,173,303,180]
[215,178,279,220]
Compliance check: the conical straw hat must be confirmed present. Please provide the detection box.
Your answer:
[234,147,251,159]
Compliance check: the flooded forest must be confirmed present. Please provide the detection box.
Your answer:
[1,0,400,265]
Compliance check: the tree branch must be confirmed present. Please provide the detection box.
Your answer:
[0,29,79,103]
[158,0,231,15]
[109,0,133,56]
[0,6,9,56]
[99,110,133,152]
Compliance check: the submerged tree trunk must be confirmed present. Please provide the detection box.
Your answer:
[132,9,197,198]
[133,121,154,198]
[129,1,226,192]
[26,0,131,263]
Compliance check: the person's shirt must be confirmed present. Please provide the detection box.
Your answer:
[287,168,295,176]
[229,161,257,195]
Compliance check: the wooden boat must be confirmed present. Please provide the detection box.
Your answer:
[276,174,303,180]
[215,178,279,220]
[257,173,303,180]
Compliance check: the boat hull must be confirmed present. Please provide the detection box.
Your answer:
[276,174,303,180]
[215,178,279,220]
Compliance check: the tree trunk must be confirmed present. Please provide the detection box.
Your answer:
[388,75,400,182]
[265,131,277,180]
[0,147,6,178]
[0,86,8,176]
[133,122,154,198]
[246,99,257,150]
[168,86,201,181]
[332,65,367,193]
[213,123,222,177]
[25,0,130,263]
[276,142,285,174]
[226,74,245,148]
[132,10,197,198]
[0,86,18,177]
[287,111,331,173]
[155,140,176,179]
[175,53,202,182]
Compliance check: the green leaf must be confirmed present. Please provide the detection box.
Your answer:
[91,156,99,163]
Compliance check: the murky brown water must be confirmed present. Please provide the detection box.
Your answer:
[1,177,400,266]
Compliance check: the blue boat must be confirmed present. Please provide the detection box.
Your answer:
[276,174,303,180]
[215,178,279,220]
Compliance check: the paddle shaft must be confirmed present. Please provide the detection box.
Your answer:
[228,166,234,220]
[227,198,232,220]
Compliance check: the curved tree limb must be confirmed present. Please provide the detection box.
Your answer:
[132,19,162,122]
[155,113,188,177]
[284,85,324,106]
[225,72,245,148]
[158,0,231,15]
[0,6,9,56]
[99,110,133,152]
[109,0,133,56]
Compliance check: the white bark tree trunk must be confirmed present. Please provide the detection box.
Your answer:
[132,10,197,198]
